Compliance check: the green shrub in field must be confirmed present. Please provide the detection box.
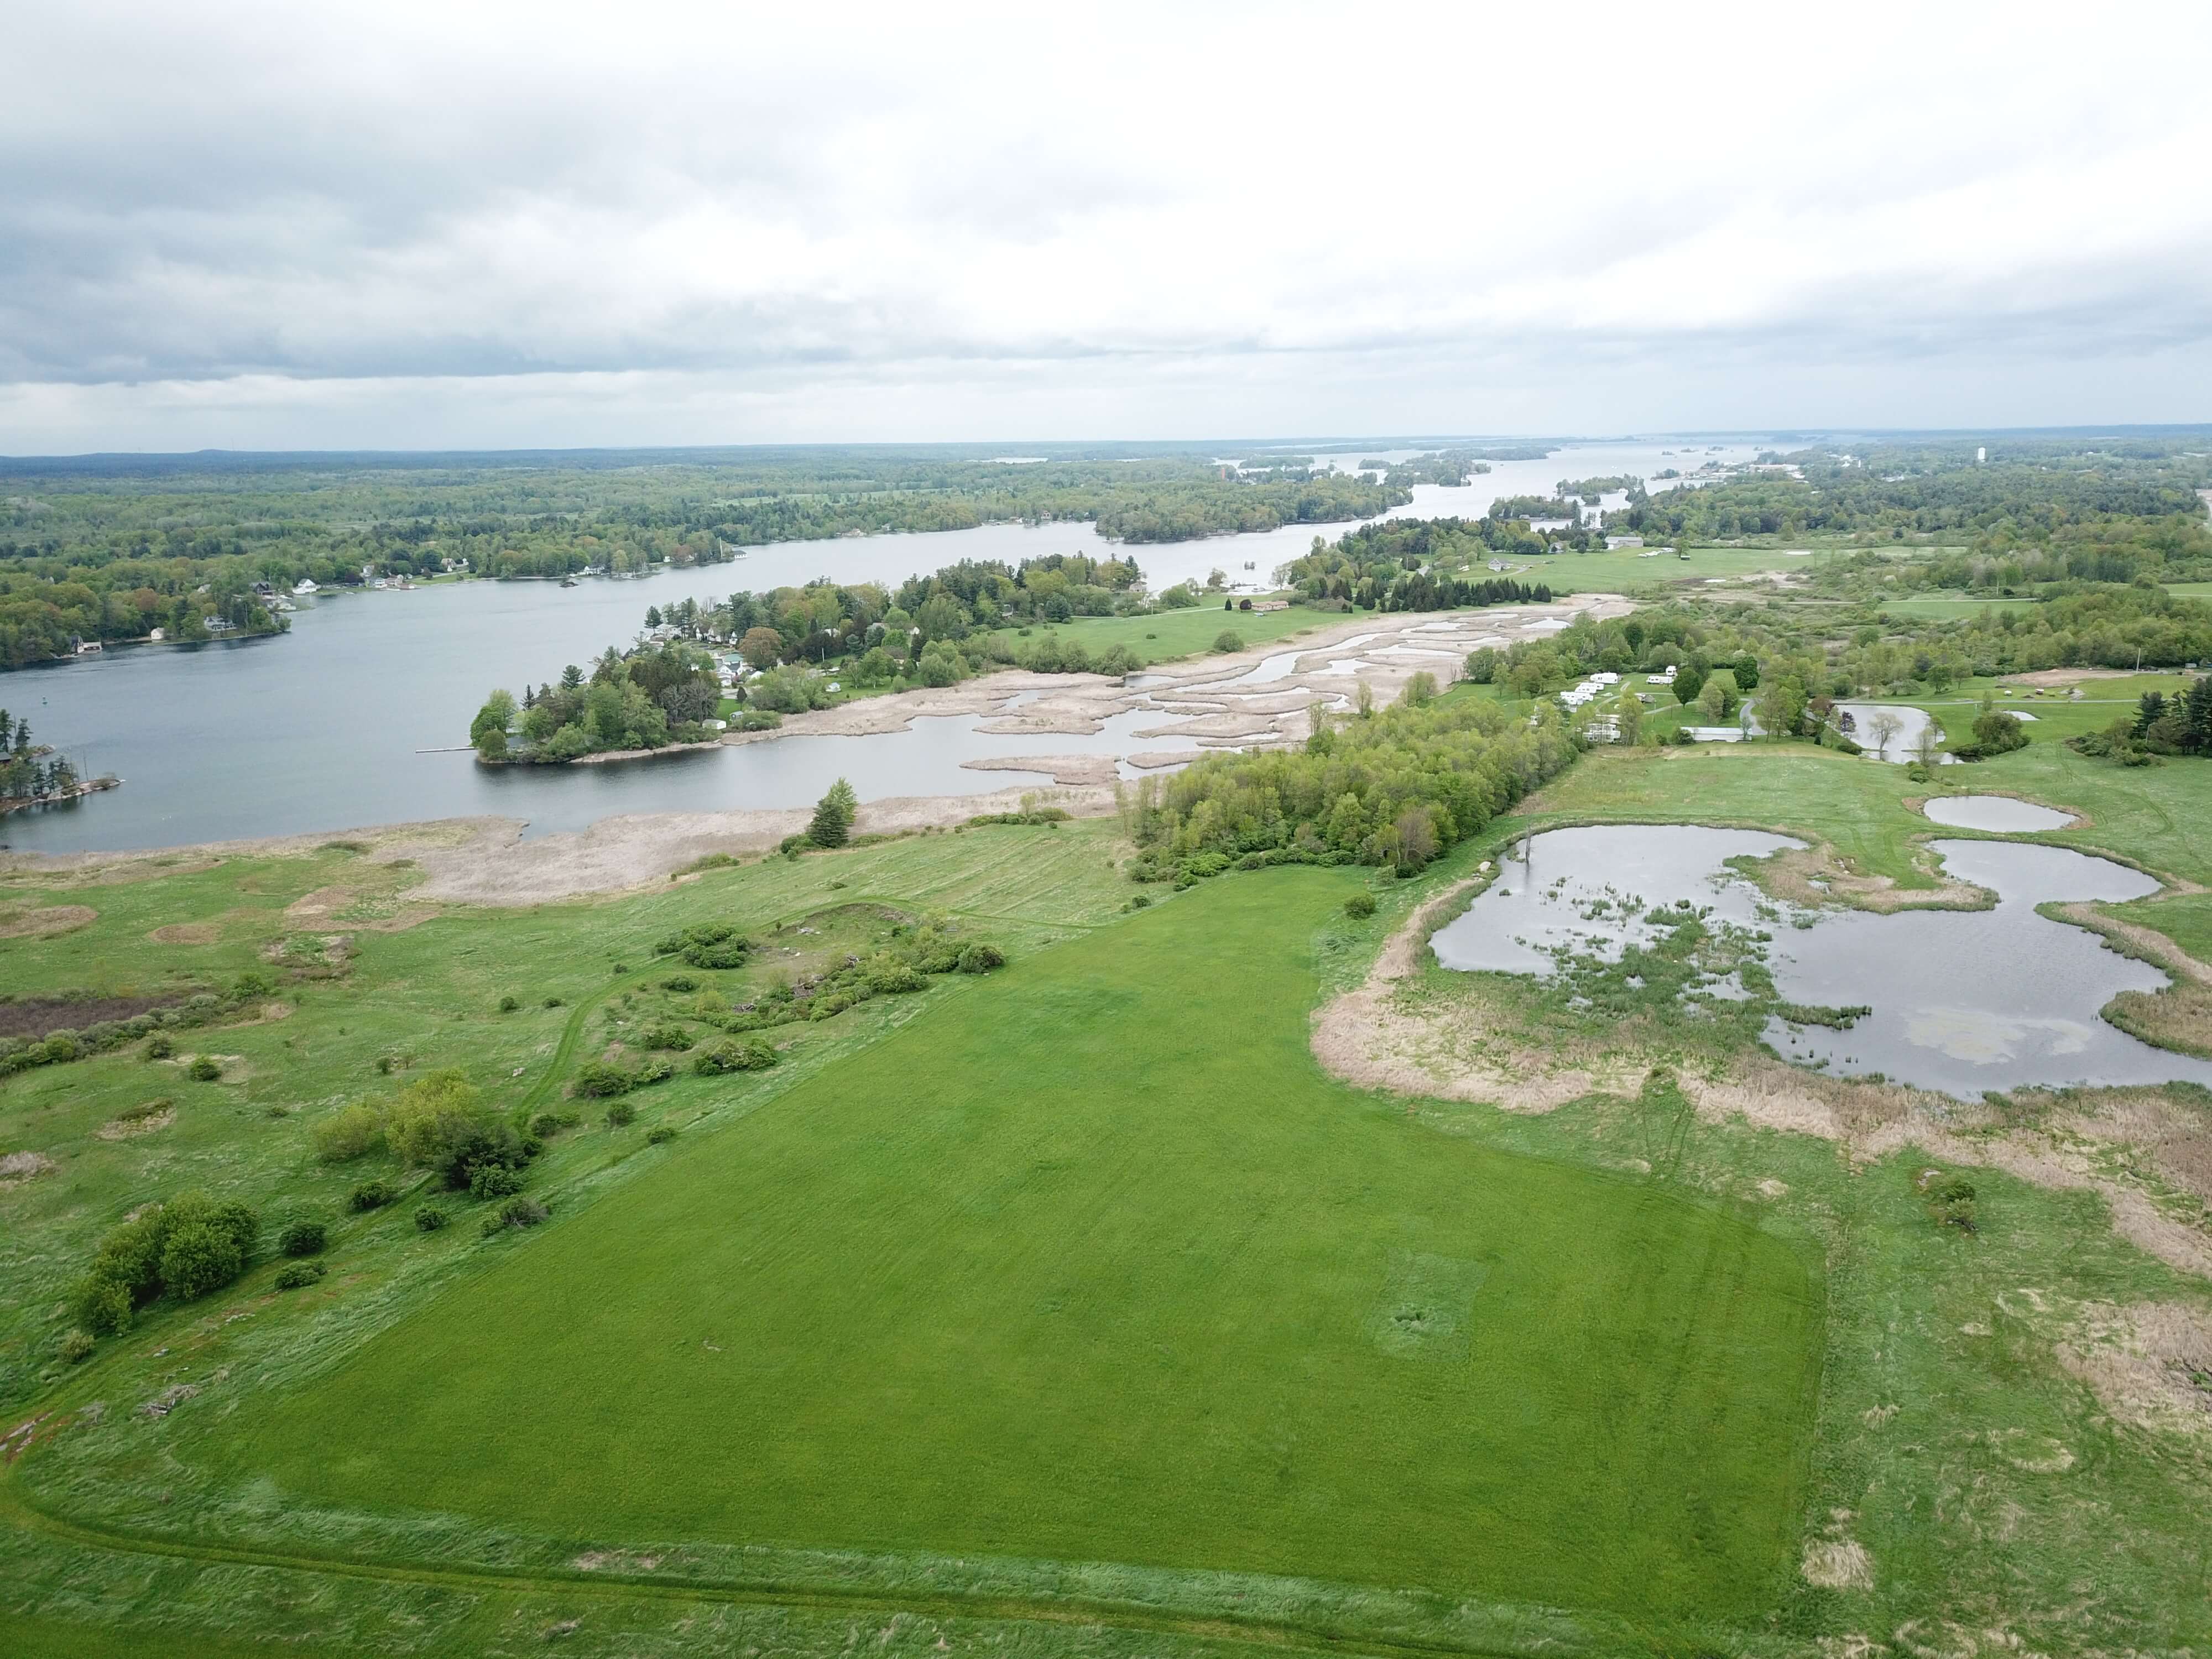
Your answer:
[186,1055,222,1082]
[1927,1174,1979,1233]
[660,974,698,993]
[1343,892,1377,919]
[498,994,519,1013]
[414,1205,448,1232]
[639,1021,693,1051]
[144,1033,175,1060]
[59,1328,95,1364]
[273,1261,326,1290]
[654,922,750,971]
[863,957,926,995]
[605,1100,637,1127]
[528,1112,563,1139]
[692,1037,778,1075]
[313,1101,387,1162]
[1213,630,1244,653]
[573,1061,632,1097]
[468,1164,525,1201]
[645,1125,676,1145]
[957,943,1005,973]
[387,1070,531,1190]
[72,1191,261,1333]
[277,1219,327,1257]
[348,1180,397,1213]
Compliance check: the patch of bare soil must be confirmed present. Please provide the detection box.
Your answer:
[1754,844,1987,911]
[148,922,221,945]
[262,932,354,978]
[0,904,96,939]
[0,1150,57,1187]
[1311,879,1643,1112]
[569,738,725,765]
[1124,750,1198,771]
[391,784,1121,906]
[283,886,354,922]
[97,1101,175,1140]
[2059,1302,2212,1437]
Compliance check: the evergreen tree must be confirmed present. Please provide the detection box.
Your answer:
[809,778,858,848]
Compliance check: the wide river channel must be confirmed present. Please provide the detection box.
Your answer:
[4,439,1765,853]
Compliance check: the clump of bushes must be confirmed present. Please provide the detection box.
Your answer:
[692,1037,778,1074]
[1213,630,1245,653]
[186,1055,223,1082]
[71,1191,262,1336]
[273,1261,326,1290]
[277,1219,327,1257]
[967,807,1073,827]
[414,1205,448,1232]
[1343,891,1378,919]
[957,943,1005,973]
[645,1125,676,1145]
[639,1021,694,1052]
[144,1033,175,1060]
[468,1163,525,1201]
[1921,1171,1979,1233]
[654,922,750,971]
[59,1329,96,1365]
[498,994,520,1012]
[387,1069,536,1192]
[349,1180,397,1213]
[572,1057,675,1099]
[605,1100,638,1127]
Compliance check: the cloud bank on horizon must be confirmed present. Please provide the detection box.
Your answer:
[4,0,2209,452]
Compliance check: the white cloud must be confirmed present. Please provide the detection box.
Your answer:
[4,0,2209,449]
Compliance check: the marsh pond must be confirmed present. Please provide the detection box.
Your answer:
[1429,823,2212,1099]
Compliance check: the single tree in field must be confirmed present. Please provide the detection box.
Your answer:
[810,778,858,848]
[1614,689,1645,745]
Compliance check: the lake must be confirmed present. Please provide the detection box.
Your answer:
[4,439,1767,854]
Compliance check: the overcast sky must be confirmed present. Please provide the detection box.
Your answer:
[4,0,2209,453]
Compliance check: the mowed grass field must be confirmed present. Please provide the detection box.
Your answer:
[178,867,1821,1620]
[985,597,1321,665]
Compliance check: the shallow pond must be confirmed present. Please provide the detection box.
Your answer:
[1837,703,1947,764]
[1921,795,2078,833]
[1430,825,2212,1099]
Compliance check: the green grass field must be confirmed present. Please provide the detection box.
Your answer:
[28,867,1821,1625]
[10,739,2212,1658]
[1488,542,1848,596]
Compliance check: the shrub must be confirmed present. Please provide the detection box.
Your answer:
[639,1021,694,1052]
[144,1033,175,1060]
[277,1219,327,1257]
[59,1328,96,1364]
[387,1070,528,1188]
[468,1163,525,1201]
[528,1112,563,1139]
[414,1204,448,1232]
[605,1100,637,1127]
[1930,1175,1979,1233]
[273,1260,326,1290]
[572,1061,634,1098]
[544,996,564,1009]
[159,1220,244,1301]
[185,1055,222,1082]
[498,994,519,1012]
[660,974,698,993]
[956,943,1006,974]
[1343,891,1377,919]
[348,1179,397,1213]
[645,1125,676,1145]
[692,1037,778,1074]
[863,957,926,995]
[1213,630,1245,653]
[313,1101,387,1162]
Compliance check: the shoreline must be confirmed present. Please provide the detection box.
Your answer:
[0,598,1624,903]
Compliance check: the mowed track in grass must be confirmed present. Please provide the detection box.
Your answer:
[201,867,1822,1622]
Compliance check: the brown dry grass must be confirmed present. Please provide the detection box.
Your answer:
[96,1103,176,1140]
[147,921,221,944]
[2059,1301,2212,1437]
[0,904,96,938]
[0,1150,57,1186]
[1754,844,1987,912]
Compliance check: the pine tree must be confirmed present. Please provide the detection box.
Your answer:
[809,778,858,849]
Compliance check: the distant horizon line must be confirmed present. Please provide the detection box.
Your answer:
[6,422,2211,470]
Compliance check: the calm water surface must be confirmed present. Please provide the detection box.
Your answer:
[7,440,1766,854]
[1921,795,2077,832]
[1431,825,2212,1098]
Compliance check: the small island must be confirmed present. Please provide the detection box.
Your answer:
[0,710,118,813]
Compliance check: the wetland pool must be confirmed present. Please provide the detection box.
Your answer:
[1430,824,2212,1099]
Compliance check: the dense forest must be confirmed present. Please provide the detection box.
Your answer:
[1281,519,1558,605]
[0,447,1410,667]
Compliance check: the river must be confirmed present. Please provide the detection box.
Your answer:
[3,439,1768,854]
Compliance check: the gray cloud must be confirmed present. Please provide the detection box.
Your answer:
[4,0,2209,447]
